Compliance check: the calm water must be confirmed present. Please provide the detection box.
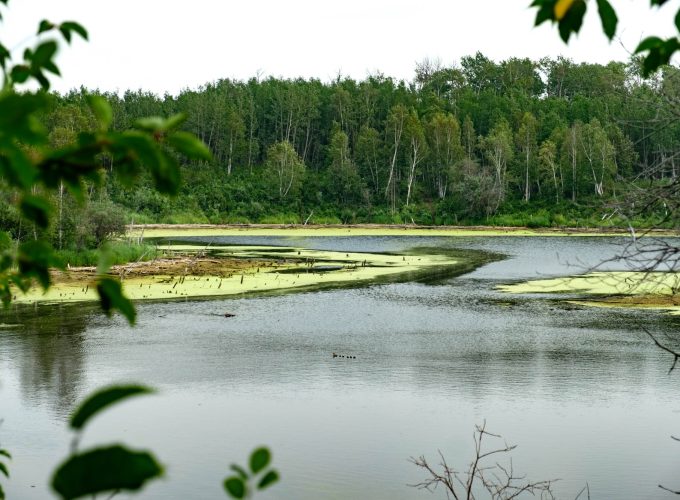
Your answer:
[1,236,679,499]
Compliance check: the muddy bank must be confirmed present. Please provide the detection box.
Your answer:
[54,256,271,283]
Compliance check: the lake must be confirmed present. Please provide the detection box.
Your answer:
[1,234,678,499]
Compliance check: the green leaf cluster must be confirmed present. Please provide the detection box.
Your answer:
[0,443,10,500]
[530,0,680,76]
[52,385,162,499]
[0,9,211,323]
[224,447,280,499]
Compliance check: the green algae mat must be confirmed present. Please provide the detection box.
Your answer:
[127,224,640,238]
[499,271,680,315]
[15,244,479,305]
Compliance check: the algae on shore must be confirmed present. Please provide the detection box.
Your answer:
[126,224,639,239]
[499,271,680,314]
[498,271,680,296]
[15,244,464,305]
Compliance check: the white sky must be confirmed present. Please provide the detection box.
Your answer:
[2,0,679,95]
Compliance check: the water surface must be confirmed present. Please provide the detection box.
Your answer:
[1,235,678,499]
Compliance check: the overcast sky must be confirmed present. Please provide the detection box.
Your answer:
[2,0,679,95]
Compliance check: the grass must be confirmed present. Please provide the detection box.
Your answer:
[54,242,159,268]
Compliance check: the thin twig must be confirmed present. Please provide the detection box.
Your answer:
[641,326,680,374]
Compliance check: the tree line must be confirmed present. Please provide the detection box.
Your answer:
[4,52,680,249]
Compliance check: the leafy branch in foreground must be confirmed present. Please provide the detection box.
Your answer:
[410,421,557,499]
[1,5,278,499]
[530,0,680,76]
[224,447,280,499]
[51,385,162,499]
[0,2,212,324]
[0,421,9,500]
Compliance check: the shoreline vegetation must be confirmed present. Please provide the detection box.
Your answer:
[15,224,680,311]
[126,223,680,238]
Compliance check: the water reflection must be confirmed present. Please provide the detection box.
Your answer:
[1,303,92,417]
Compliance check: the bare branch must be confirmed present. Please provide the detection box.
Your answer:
[411,422,558,500]
[641,326,680,374]
[659,484,680,495]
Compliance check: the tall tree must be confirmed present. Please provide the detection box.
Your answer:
[516,112,538,202]
[327,130,365,206]
[264,141,306,200]
[483,119,514,206]
[404,111,427,207]
[385,104,408,211]
[426,112,463,199]
[538,139,561,204]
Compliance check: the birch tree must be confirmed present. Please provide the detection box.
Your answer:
[516,112,538,202]
[425,112,463,200]
[385,104,408,211]
[404,111,427,207]
[483,119,514,203]
[538,139,561,204]
[264,141,306,200]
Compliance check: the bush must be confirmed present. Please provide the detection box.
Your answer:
[85,201,127,247]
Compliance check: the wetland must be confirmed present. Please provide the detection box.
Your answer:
[1,230,679,499]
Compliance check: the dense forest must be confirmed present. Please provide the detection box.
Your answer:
[3,52,680,250]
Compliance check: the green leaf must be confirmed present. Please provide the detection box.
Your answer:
[596,0,617,40]
[59,22,88,43]
[0,145,38,188]
[249,447,270,474]
[70,385,153,430]
[43,60,60,76]
[96,245,113,276]
[34,70,50,91]
[0,482,4,500]
[51,445,162,499]
[37,20,54,34]
[10,64,30,84]
[111,130,181,194]
[257,470,279,490]
[0,450,11,460]
[150,151,181,195]
[534,3,555,26]
[0,232,11,253]
[223,477,246,499]
[18,240,57,289]
[96,277,136,324]
[558,0,586,43]
[9,273,29,293]
[19,195,51,229]
[0,462,8,478]
[162,113,187,130]
[635,36,680,75]
[134,116,166,132]
[0,43,10,69]
[230,464,249,480]
[86,95,113,130]
[554,0,575,20]
[0,93,49,145]
[31,40,58,67]
[167,131,212,161]
[635,36,663,53]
